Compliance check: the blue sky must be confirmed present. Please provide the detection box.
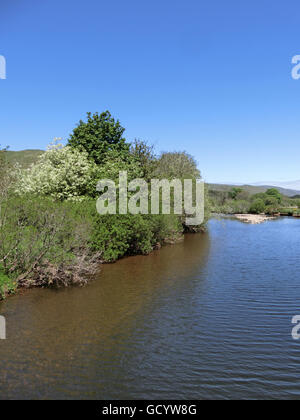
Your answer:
[1,0,300,183]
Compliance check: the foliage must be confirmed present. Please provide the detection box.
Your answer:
[2,111,209,294]
[266,188,282,203]
[15,143,100,201]
[130,139,157,181]
[0,196,93,287]
[249,199,266,214]
[68,111,130,165]
[95,149,143,184]
[90,213,182,262]
[91,214,153,262]
[209,186,284,215]
[228,187,243,200]
[0,265,16,300]
[153,151,200,179]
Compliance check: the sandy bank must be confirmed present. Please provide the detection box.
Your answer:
[235,214,277,224]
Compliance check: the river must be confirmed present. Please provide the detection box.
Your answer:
[0,217,300,399]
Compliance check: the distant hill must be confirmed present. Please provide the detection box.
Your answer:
[253,180,300,191]
[4,149,44,168]
[208,183,300,198]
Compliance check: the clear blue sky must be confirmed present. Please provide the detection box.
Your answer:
[1,0,300,183]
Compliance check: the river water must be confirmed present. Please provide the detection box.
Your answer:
[0,217,300,399]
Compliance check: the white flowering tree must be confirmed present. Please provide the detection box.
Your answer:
[15,143,99,201]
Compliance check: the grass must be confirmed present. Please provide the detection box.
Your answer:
[4,150,44,168]
[278,207,300,216]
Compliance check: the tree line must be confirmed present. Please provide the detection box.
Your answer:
[0,111,206,299]
[209,185,300,215]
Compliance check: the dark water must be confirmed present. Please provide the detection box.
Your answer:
[1,217,300,399]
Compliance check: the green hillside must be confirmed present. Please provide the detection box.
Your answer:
[4,149,44,168]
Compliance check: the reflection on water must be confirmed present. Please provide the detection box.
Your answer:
[1,218,300,399]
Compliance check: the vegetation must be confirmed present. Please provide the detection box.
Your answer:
[209,185,300,215]
[68,111,130,165]
[153,151,200,179]
[0,113,207,299]
[0,265,16,299]
[15,143,100,201]
[4,149,44,168]
[3,113,300,302]
[208,183,300,198]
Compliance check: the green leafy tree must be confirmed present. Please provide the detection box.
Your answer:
[68,111,130,165]
[266,188,282,203]
[153,151,200,179]
[264,196,279,214]
[228,187,243,200]
[130,139,157,181]
[96,149,143,183]
[250,198,266,214]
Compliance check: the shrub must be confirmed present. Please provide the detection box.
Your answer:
[0,196,95,287]
[15,143,100,201]
[90,213,183,262]
[91,214,153,261]
[0,266,16,300]
[250,198,266,214]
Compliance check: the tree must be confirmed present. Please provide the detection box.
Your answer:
[264,196,279,214]
[130,139,157,181]
[95,149,143,184]
[68,111,130,165]
[266,188,282,204]
[265,195,279,207]
[228,187,243,200]
[153,151,201,179]
[250,198,266,214]
[15,143,100,201]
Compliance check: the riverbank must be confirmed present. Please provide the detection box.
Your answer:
[235,214,278,224]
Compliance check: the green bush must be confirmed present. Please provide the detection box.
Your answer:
[0,266,16,300]
[90,213,182,262]
[250,198,266,214]
[0,195,93,285]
